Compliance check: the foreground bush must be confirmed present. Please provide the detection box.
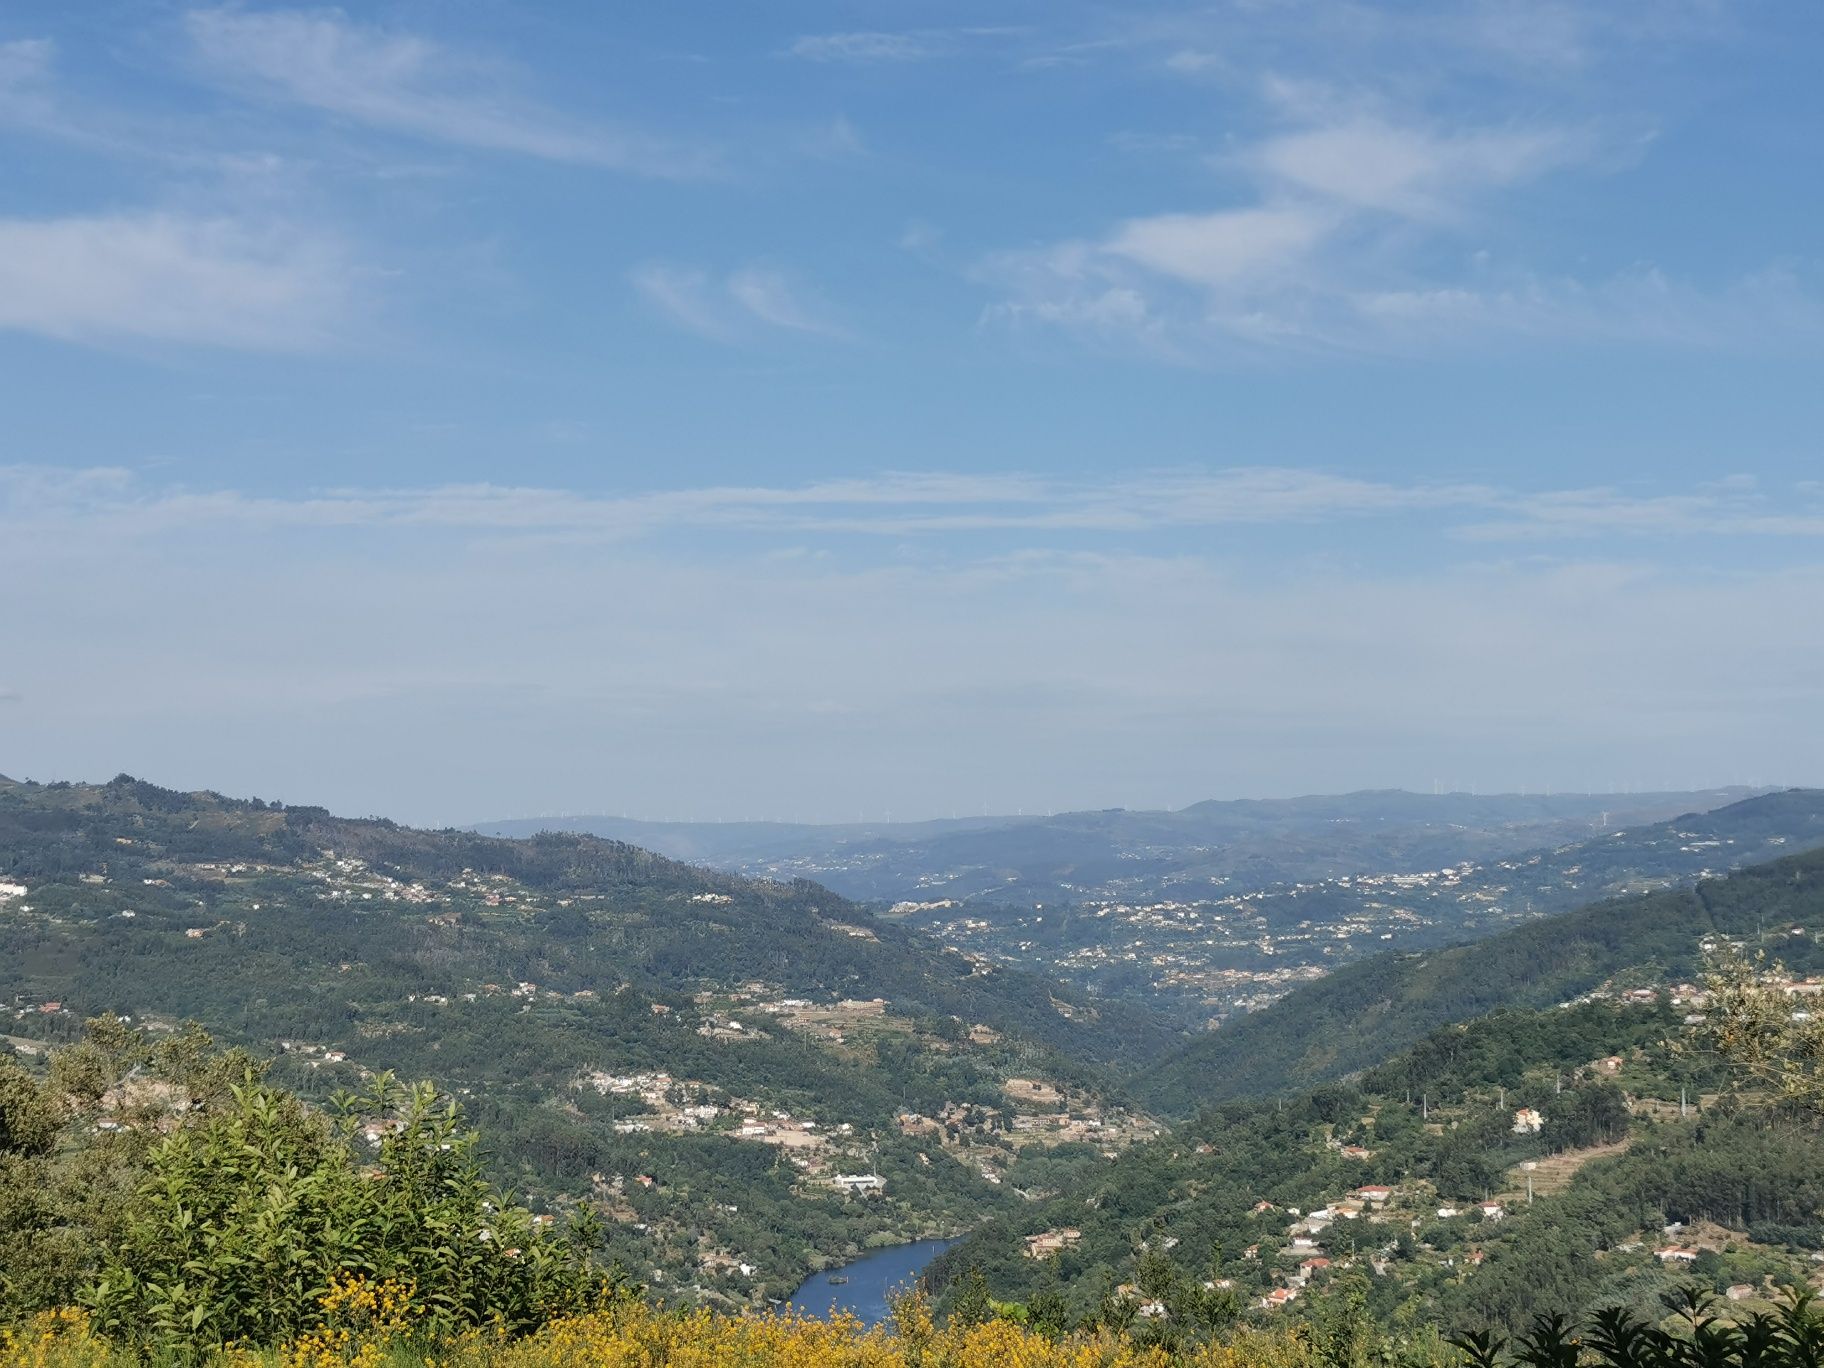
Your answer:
[2,1292,1318,1368]
[1,1024,593,1352]
[84,1078,594,1348]
[10,1284,1823,1368]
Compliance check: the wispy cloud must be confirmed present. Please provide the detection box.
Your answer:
[0,35,153,155]
[964,3,1807,361]
[1248,120,1591,219]
[1465,478,1824,540]
[0,36,55,121]
[185,7,720,178]
[786,26,1027,64]
[0,213,356,349]
[788,32,934,63]
[8,465,1822,546]
[978,100,1814,359]
[633,263,849,343]
[726,268,849,338]
[1103,206,1334,290]
[628,264,735,342]
[7,464,1821,823]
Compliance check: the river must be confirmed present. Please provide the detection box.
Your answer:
[785,1238,959,1325]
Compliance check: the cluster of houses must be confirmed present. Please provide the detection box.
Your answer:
[581,1067,865,1174]
[1024,1228,1083,1259]
[1243,1180,1516,1309]
[275,1038,354,1068]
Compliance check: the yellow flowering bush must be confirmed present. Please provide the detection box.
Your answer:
[0,1293,1320,1368]
[275,1277,426,1368]
[0,1310,112,1368]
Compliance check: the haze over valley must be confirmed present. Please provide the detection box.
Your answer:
[480,787,1823,1022]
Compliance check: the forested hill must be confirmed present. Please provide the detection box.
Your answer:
[0,773,1197,1297]
[1137,818,1824,1115]
[0,773,1176,1068]
[928,993,1824,1337]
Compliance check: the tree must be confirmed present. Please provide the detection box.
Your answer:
[951,1268,993,1328]
[0,1023,599,1351]
[1698,951,1824,1115]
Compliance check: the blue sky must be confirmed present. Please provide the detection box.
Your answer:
[2,1,1821,824]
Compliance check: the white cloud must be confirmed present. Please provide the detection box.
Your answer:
[0,36,54,104]
[789,32,933,63]
[5,467,1821,824]
[1343,262,1823,351]
[0,36,112,147]
[629,264,735,342]
[726,268,848,337]
[973,100,1607,356]
[1105,206,1334,289]
[962,1,1800,361]
[633,263,848,343]
[1250,120,1588,219]
[786,25,1028,64]
[8,464,1821,547]
[185,7,719,178]
[0,213,355,349]
[1162,49,1225,76]
[1463,480,1824,541]
[977,99,1814,359]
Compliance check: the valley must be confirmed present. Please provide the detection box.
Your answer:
[0,774,1175,1305]
[8,772,1824,1348]
[923,845,1824,1336]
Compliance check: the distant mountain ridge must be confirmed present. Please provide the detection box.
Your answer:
[883,785,1824,1020]
[474,787,1767,906]
[1135,787,1824,1115]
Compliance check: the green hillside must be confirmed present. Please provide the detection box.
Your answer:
[1136,831,1824,1115]
[0,773,1179,1300]
[929,994,1824,1336]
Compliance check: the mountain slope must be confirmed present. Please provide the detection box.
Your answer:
[1136,823,1824,1114]
[0,773,1180,1299]
[928,994,1824,1336]
[0,773,1174,1066]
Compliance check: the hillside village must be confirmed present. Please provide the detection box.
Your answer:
[0,796,1177,1301]
[897,823,1803,1022]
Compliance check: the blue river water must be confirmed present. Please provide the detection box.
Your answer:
[786,1239,959,1325]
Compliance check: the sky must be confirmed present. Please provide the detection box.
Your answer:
[2,0,1822,826]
